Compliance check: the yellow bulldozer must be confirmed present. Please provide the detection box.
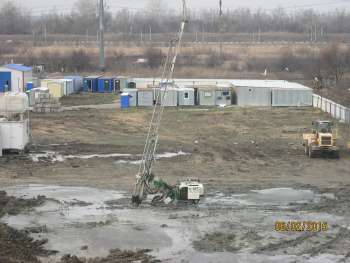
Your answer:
[303,121,340,158]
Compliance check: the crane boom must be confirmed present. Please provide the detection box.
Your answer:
[132,0,188,206]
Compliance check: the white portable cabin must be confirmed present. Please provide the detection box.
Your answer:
[0,64,33,93]
[137,88,154,107]
[215,83,235,106]
[178,87,195,106]
[154,86,178,107]
[197,86,216,106]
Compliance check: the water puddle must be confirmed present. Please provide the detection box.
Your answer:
[28,151,190,163]
[115,151,190,165]
[1,185,174,258]
[0,185,341,262]
[203,188,335,208]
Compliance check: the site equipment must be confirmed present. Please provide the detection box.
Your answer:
[303,121,340,158]
[131,0,204,206]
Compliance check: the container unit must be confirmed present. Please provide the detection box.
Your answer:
[62,79,74,95]
[83,76,101,92]
[115,77,128,92]
[215,84,235,106]
[0,64,33,93]
[271,86,313,107]
[197,86,216,106]
[65,76,83,93]
[154,87,178,107]
[178,87,195,106]
[128,81,136,89]
[234,86,272,107]
[97,77,114,93]
[47,81,65,98]
[137,88,154,107]
[123,89,137,107]
[41,79,73,97]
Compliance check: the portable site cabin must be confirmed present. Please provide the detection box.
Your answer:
[154,87,178,107]
[128,81,136,89]
[114,77,128,92]
[197,86,216,106]
[137,88,154,107]
[40,79,74,98]
[65,76,83,93]
[83,76,101,92]
[123,89,137,107]
[178,87,195,106]
[231,80,313,107]
[0,64,33,93]
[270,83,313,107]
[215,83,235,106]
[97,77,114,93]
[232,81,272,107]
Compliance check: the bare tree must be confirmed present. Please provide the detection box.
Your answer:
[320,42,350,86]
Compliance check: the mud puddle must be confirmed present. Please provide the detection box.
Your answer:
[1,185,348,263]
[28,151,190,163]
[203,188,336,209]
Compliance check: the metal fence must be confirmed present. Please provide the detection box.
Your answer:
[313,94,350,124]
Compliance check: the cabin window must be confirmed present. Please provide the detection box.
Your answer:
[184,92,189,99]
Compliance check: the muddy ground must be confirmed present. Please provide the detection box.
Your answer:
[1,106,350,262]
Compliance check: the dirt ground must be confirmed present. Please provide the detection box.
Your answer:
[1,106,350,262]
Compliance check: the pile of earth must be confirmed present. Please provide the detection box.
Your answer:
[0,190,160,263]
[59,249,160,263]
[0,190,55,263]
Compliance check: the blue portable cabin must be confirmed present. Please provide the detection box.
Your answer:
[83,76,101,92]
[65,75,83,93]
[97,77,114,93]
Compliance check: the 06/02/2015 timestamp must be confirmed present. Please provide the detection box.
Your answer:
[275,221,328,232]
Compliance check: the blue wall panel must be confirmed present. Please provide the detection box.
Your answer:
[0,72,11,92]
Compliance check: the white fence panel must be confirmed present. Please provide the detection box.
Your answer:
[313,94,350,124]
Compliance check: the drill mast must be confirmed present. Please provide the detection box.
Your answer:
[132,0,187,206]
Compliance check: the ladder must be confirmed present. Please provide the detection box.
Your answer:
[132,0,187,205]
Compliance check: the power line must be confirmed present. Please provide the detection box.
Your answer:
[261,0,350,12]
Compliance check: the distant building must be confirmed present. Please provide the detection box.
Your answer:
[0,64,33,93]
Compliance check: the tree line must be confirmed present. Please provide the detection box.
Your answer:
[1,0,350,35]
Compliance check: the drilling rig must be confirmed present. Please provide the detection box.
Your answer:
[132,0,204,206]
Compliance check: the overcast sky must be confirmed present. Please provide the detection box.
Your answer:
[4,0,350,13]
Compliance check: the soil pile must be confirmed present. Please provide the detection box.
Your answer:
[60,249,160,263]
[0,191,56,263]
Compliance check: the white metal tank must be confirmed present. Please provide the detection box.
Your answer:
[0,92,29,113]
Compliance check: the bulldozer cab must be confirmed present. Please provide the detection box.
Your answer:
[312,121,333,134]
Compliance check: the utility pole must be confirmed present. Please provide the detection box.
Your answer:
[219,0,223,58]
[149,26,152,42]
[314,24,317,42]
[99,0,105,71]
[44,25,47,44]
